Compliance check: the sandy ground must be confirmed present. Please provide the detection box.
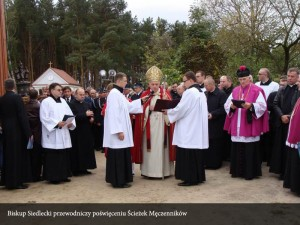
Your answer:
[0,151,299,203]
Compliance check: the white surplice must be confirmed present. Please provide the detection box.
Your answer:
[40,97,76,149]
[255,81,279,99]
[224,92,267,142]
[167,86,209,149]
[103,88,142,149]
[140,90,174,178]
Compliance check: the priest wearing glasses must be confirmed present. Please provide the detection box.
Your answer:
[40,83,76,184]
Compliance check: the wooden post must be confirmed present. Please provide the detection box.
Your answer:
[0,0,8,95]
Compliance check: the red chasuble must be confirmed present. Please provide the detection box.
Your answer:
[131,87,176,163]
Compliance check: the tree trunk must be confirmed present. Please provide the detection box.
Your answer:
[0,0,9,95]
[28,32,34,82]
[283,46,290,75]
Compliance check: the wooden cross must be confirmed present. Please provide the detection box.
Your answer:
[48,61,53,68]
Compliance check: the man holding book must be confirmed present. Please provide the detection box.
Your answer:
[40,83,76,184]
[132,66,175,179]
[224,66,269,180]
[166,71,208,186]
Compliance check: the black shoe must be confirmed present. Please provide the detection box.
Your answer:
[113,183,131,188]
[63,178,71,182]
[178,181,189,186]
[18,184,29,189]
[82,170,92,175]
[8,184,29,189]
[50,181,60,185]
[178,182,197,186]
[72,172,80,176]
[122,184,131,188]
[32,176,43,182]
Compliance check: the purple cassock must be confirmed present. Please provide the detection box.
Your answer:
[224,83,269,138]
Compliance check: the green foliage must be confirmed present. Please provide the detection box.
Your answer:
[6,0,297,88]
[174,6,226,80]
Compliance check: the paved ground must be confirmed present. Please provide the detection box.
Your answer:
[0,151,299,203]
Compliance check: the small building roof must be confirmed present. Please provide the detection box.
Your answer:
[32,67,80,87]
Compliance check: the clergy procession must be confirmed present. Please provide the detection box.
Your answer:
[0,65,300,200]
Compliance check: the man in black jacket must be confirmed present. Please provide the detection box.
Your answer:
[69,88,97,175]
[170,83,181,100]
[219,75,234,97]
[204,77,227,169]
[270,67,300,179]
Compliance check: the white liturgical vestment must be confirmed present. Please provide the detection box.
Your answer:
[40,97,76,149]
[168,86,209,149]
[103,88,142,149]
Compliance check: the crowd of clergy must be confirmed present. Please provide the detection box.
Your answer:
[0,65,300,198]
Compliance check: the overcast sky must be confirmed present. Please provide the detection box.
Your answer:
[125,0,196,23]
[52,0,196,23]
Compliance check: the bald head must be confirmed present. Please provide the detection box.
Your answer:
[204,77,216,92]
[75,87,85,102]
[258,68,271,82]
[219,75,232,89]
[176,83,185,96]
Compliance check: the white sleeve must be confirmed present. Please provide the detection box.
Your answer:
[224,93,233,114]
[127,99,143,114]
[167,90,192,123]
[106,92,123,134]
[253,92,267,119]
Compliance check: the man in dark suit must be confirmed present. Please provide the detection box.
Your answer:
[62,86,75,103]
[0,79,32,189]
[131,83,144,100]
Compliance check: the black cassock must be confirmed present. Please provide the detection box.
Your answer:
[204,88,227,169]
[25,99,43,181]
[222,85,234,160]
[0,91,32,188]
[69,100,97,174]
[261,91,277,165]
[269,85,299,178]
[284,146,300,195]
[91,97,105,150]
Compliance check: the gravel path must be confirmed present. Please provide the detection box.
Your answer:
[0,151,299,203]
